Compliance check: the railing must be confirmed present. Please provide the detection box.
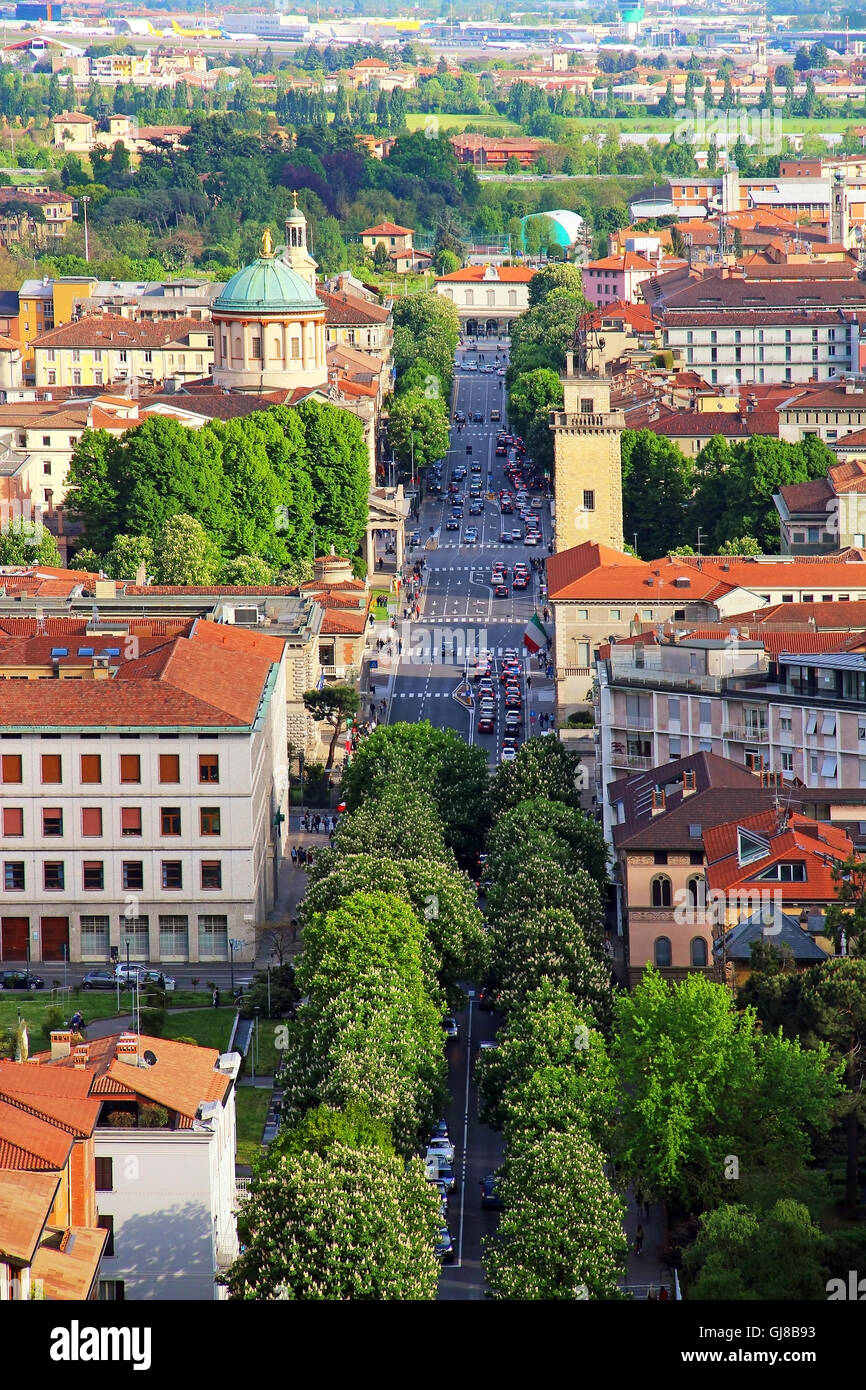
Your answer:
[608,664,725,693]
[724,726,769,742]
[551,412,608,429]
[561,666,591,676]
[610,753,652,770]
[623,713,654,730]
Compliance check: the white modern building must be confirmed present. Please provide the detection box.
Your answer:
[0,619,288,966]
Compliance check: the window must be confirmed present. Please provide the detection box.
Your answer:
[80,753,101,783]
[80,915,109,959]
[779,716,792,733]
[4,862,24,891]
[42,808,63,837]
[781,751,794,772]
[120,917,149,959]
[161,807,181,836]
[651,875,672,908]
[72,370,81,386]
[95,1157,113,1192]
[859,720,866,743]
[122,862,143,891]
[200,808,220,835]
[654,851,669,865]
[610,608,621,622]
[859,759,866,786]
[97,1215,114,1259]
[2,808,22,836]
[821,755,837,778]
[161,861,182,890]
[198,754,219,783]
[699,700,712,727]
[81,807,102,837]
[580,397,594,414]
[158,753,180,783]
[119,754,140,783]
[653,936,672,968]
[83,861,104,891]
[43,862,64,890]
[159,915,188,958]
[669,737,681,757]
[199,914,228,958]
[668,697,681,721]
[43,461,51,476]
[1,754,21,783]
[577,609,589,621]
[201,861,222,890]
[251,336,262,360]
[805,713,818,735]
[98,1282,125,1301]
[42,435,50,446]
[821,714,836,736]
[41,754,62,784]
[290,337,301,359]
[583,489,595,511]
[690,937,708,968]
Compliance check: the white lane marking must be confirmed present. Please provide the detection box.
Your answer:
[457,994,473,1269]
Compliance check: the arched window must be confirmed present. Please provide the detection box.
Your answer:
[272,338,281,360]
[690,936,708,968]
[686,876,705,907]
[232,336,242,360]
[654,936,672,968]
[651,875,672,908]
[291,338,301,359]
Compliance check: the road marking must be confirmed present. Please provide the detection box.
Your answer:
[457,994,473,1269]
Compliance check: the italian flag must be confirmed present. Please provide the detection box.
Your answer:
[523,612,549,653]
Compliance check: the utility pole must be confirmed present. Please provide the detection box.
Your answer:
[81,195,90,261]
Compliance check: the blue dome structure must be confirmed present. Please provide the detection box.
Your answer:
[213,255,322,315]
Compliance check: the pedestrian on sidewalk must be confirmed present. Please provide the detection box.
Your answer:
[634,1224,644,1255]
[290,845,298,866]
[212,987,220,1009]
[290,919,298,942]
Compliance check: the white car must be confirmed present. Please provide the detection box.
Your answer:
[501,747,517,762]
[504,648,519,660]
[524,533,540,545]
[426,1137,456,1164]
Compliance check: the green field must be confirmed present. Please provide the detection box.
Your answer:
[235,1087,271,1167]
[161,1006,237,1051]
[404,111,521,135]
[0,995,128,1054]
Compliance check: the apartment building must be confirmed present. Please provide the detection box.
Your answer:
[448,134,549,169]
[775,457,866,555]
[31,314,214,390]
[0,1029,240,1301]
[318,287,392,359]
[0,618,288,966]
[0,186,74,249]
[582,252,659,309]
[594,629,866,848]
[607,750,842,985]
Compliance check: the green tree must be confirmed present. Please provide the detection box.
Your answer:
[63,429,123,556]
[117,416,229,543]
[312,216,347,275]
[273,1102,395,1160]
[620,429,694,556]
[484,1132,627,1299]
[372,239,389,269]
[490,736,582,817]
[387,389,450,474]
[507,290,589,380]
[342,721,491,863]
[433,247,460,275]
[302,684,360,770]
[228,1142,441,1299]
[486,797,608,892]
[103,533,153,581]
[612,967,841,1213]
[527,261,586,308]
[333,786,455,866]
[505,155,521,175]
[716,535,762,556]
[683,1201,827,1301]
[296,400,370,560]
[507,367,563,441]
[152,513,220,584]
[795,958,866,1207]
[219,554,273,585]
[68,546,103,572]
[303,852,488,1006]
[0,523,61,567]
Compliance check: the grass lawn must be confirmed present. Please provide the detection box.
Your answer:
[0,994,129,1054]
[161,1007,237,1051]
[404,111,521,135]
[241,1018,282,1078]
[235,1087,271,1167]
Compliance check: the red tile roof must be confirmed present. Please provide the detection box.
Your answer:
[0,1170,59,1263]
[32,313,209,352]
[361,222,414,236]
[547,542,733,603]
[436,265,535,283]
[704,811,853,901]
[586,252,657,273]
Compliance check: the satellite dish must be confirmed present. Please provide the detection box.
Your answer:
[142,1050,157,1067]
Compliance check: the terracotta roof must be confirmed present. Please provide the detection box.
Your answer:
[830,458,866,493]
[53,111,94,124]
[777,477,835,512]
[0,1099,74,1170]
[42,1032,233,1121]
[547,543,731,603]
[30,1225,107,1301]
[588,299,655,332]
[32,313,208,352]
[0,1170,59,1263]
[677,553,866,591]
[435,265,535,283]
[704,810,853,900]
[586,253,657,273]
[317,288,390,325]
[0,1063,101,1136]
[361,222,414,236]
[724,600,866,629]
[321,609,366,635]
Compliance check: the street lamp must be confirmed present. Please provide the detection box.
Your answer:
[228,937,243,995]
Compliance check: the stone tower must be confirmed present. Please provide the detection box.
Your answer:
[550,347,625,553]
[283,190,318,292]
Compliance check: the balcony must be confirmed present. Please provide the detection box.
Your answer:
[561,666,592,677]
[724,726,769,742]
[623,713,653,730]
[550,411,608,429]
[610,752,652,771]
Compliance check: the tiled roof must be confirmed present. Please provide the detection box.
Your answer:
[611,752,785,849]
[677,553,866,590]
[0,1170,59,1262]
[317,288,390,325]
[717,910,829,963]
[586,253,657,272]
[32,314,208,351]
[830,458,866,493]
[321,609,366,635]
[0,1062,101,1136]
[53,111,94,124]
[361,222,414,236]
[704,810,852,900]
[777,477,835,512]
[588,299,655,332]
[724,600,866,629]
[30,1225,107,1301]
[435,265,535,283]
[63,1033,232,1120]
[0,1098,74,1170]
[547,544,733,603]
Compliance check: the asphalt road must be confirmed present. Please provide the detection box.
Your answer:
[386,346,552,771]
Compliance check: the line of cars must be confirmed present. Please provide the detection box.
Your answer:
[428,1014,461,1263]
[473,645,525,761]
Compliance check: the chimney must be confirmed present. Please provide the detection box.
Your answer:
[72,1043,89,1069]
[565,350,574,376]
[115,1033,139,1064]
[682,769,697,795]
[651,787,666,815]
[50,1030,72,1060]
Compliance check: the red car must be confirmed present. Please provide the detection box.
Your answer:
[494,584,509,598]
[478,717,495,733]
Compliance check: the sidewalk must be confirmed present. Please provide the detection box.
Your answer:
[254,811,334,968]
[621,1186,673,1298]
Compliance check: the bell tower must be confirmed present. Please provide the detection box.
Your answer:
[283,189,318,291]
[550,315,625,553]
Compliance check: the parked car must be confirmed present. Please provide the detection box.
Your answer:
[427,1136,456,1164]
[140,970,176,992]
[114,963,145,983]
[0,970,44,991]
[80,970,117,991]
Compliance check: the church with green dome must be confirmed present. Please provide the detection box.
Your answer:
[211,201,327,391]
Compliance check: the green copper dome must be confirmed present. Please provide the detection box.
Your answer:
[214,255,322,315]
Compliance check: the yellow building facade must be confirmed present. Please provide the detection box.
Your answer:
[550,353,625,553]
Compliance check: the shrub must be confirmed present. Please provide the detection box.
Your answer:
[139,1102,170,1128]
[173,1035,199,1046]
[45,1006,65,1033]
[140,1007,166,1037]
[106,1110,135,1127]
